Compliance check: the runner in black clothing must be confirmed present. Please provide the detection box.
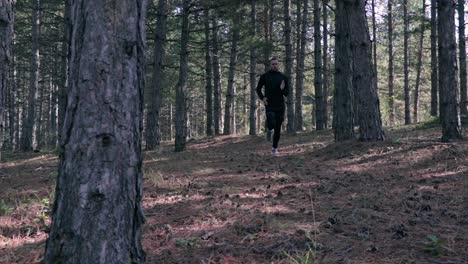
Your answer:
[256,57,289,154]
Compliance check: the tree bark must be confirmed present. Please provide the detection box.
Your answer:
[387,0,395,125]
[430,0,438,116]
[403,0,410,124]
[0,0,15,153]
[58,0,71,148]
[146,0,167,149]
[333,0,355,141]
[438,0,462,141]
[371,0,377,76]
[295,0,307,131]
[458,0,467,116]
[204,5,213,136]
[175,0,190,152]
[284,0,294,133]
[314,0,324,130]
[249,0,257,135]
[223,12,240,135]
[413,2,426,123]
[322,0,329,128]
[211,14,222,135]
[43,0,147,263]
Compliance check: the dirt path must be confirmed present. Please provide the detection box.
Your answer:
[1,125,467,263]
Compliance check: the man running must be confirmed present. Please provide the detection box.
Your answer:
[256,57,289,154]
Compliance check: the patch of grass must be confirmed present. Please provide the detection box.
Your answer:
[283,247,317,264]
[145,169,164,187]
[415,117,440,130]
[424,235,444,256]
[0,199,14,215]
[175,237,201,252]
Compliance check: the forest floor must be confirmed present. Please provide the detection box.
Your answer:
[0,121,467,263]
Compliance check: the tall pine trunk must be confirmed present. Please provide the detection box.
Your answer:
[284,0,294,133]
[387,0,395,125]
[313,0,324,130]
[458,0,467,116]
[430,0,438,116]
[333,0,355,141]
[44,0,147,262]
[438,0,462,141]
[403,0,410,124]
[175,0,190,152]
[57,0,70,148]
[249,0,257,135]
[413,2,426,123]
[212,15,222,135]
[295,0,307,131]
[371,0,377,75]
[323,1,329,129]
[146,0,167,149]
[204,7,213,136]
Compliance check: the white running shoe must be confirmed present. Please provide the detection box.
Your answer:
[272,147,279,155]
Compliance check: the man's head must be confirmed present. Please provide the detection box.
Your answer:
[270,57,280,72]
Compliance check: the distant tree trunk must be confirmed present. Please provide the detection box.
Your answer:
[58,0,70,147]
[430,0,438,116]
[249,0,257,135]
[146,0,167,149]
[294,0,303,131]
[413,2,426,123]
[49,68,57,146]
[295,0,307,131]
[21,0,40,151]
[387,0,395,125]
[403,0,410,124]
[284,0,294,133]
[204,7,213,136]
[350,0,385,141]
[322,0,329,128]
[223,13,240,135]
[212,15,222,135]
[333,0,355,141]
[458,0,467,116]
[314,0,324,130]
[371,0,377,75]
[43,0,147,262]
[0,0,15,153]
[175,0,190,152]
[33,79,43,149]
[263,0,273,70]
[438,0,462,141]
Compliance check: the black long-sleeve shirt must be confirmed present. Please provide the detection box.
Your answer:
[256,70,289,112]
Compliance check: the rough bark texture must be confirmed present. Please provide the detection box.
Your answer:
[204,6,213,137]
[349,0,385,141]
[20,0,40,151]
[371,0,377,76]
[223,13,240,135]
[438,0,463,141]
[413,2,426,123]
[333,0,355,141]
[403,0,410,124]
[322,1,329,129]
[430,0,438,116]
[387,0,395,124]
[313,0,324,130]
[146,0,167,149]
[284,0,294,133]
[0,0,14,153]
[211,15,222,135]
[295,0,307,131]
[458,0,467,116]
[249,0,257,135]
[175,0,190,152]
[43,0,147,263]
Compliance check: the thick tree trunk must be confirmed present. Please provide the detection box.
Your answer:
[458,0,467,116]
[438,0,462,141]
[333,0,355,141]
[284,0,294,133]
[146,0,167,149]
[350,0,385,141]
[387,0,395,125]
[21,0,40,151]
[413,2,426,123]
[223,13,240,135]
[175,0,190,152]
[403,0,410,124]
[249,0,257,135]
[430,0,438,116]
[57,0,70,148]
[0,0,15,153]
[43,0,147,263]
[322,1,329,128]
[314,0,324,130]
[204,6,213,136]
[212,15,222,135]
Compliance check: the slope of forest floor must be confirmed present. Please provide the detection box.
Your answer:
[0,122,467,263]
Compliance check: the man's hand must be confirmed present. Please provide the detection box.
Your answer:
[280,80,285,90]
[263,97,268,106]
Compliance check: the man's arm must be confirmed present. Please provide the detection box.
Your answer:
[256,74,265,100]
